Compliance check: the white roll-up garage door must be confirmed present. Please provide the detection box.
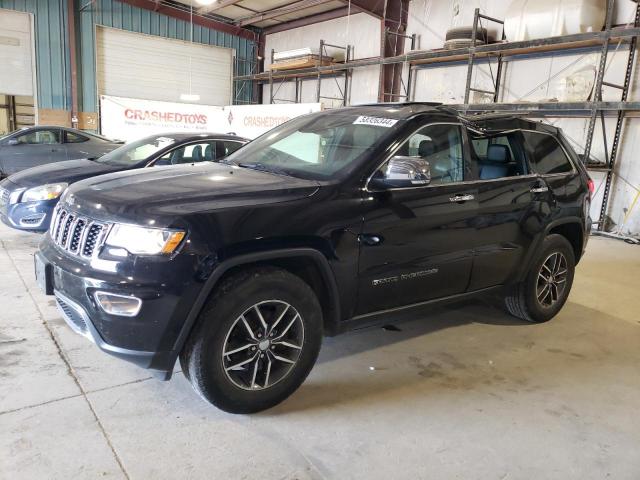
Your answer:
[96,26,233,106]
[0,9,35,97]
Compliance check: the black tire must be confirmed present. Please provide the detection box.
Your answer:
[445,26,489,41]
[180,267,323,414]
[505,234,575,323]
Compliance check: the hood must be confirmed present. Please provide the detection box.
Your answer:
[63,162,320,223]
[7,159,124,188]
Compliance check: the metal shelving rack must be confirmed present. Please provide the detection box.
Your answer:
[233,0,640,230]
[382,28,417,102]
[463,9,506,104]
[264,40,352,105]
[454,0,640,231]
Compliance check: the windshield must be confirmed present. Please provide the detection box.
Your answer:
[223,111,402,180]
[94,135,177,166]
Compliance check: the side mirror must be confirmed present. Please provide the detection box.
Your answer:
[153,157,171,167]
[369,155,431,190]
[7,139,19,146]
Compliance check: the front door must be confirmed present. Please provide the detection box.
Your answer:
[0,128,66,175]
[356,122,477,316]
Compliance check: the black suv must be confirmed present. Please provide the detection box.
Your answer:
[35,104,592,413]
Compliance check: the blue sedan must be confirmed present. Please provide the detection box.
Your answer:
[0,132,248,232]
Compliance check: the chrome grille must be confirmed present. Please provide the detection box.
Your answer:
[69,218,85,253]
[50,207,108,258]
[83,224,104,256]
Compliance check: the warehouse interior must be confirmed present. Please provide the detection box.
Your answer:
[1,0,640,478]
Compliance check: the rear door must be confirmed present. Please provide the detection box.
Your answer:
[521,130,579,208]
[466,129,548,290]
[357,122,478,315]
[0,128,66,175]
[63,130,105,160]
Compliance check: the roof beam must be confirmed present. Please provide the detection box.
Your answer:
[115,0,257,41]
[199,0,243,14]
[236,0,335,26]
[335,0,384,19]
[262,6,364,34]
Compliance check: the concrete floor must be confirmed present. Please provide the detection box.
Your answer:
[1,222,639,480]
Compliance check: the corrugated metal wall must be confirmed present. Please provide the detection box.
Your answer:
[0,0,256,112]
[79,0,257,111]
[0,0,70,110]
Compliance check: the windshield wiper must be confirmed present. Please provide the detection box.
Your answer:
[237,162,294,177]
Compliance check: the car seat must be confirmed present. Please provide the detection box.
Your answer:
[204,144,214,161]
[478,144,517,179]
[191,145,203,163]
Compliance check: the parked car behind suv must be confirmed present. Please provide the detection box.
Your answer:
[0,126,123,179]
[34,103,592,413]
[0,132,248,232]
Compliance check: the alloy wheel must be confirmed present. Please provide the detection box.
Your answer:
[221,300,304,390]
[536,252,568,308]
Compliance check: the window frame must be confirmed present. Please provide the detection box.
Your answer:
[520,129,577,177]
[221,140,246,157]
[146,138,245,167]
[364,121,470,192]
[63,130,90,144]
[466,128,533,181]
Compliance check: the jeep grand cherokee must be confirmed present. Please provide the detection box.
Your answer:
[34,103,592,413]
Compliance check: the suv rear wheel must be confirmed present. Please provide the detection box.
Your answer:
[180,267,323,413]
[505,234,575,323]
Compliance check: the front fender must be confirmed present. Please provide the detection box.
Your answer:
[164,247,341,378]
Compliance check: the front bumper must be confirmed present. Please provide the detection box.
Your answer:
[36,236,205,377]
[52,289,159,369]
[0,198,57,232]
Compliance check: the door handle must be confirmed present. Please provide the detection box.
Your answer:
[449,194,474,203]
[359,234,382,246]
[530,185,549,193]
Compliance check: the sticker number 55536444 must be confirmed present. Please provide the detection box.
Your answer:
[353,116,398,128]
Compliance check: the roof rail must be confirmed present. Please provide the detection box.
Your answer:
[355,102,443,107]
[434,105,532,132]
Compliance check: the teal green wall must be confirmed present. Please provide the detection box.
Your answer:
[0,0,256,114]
[0,0,70,110]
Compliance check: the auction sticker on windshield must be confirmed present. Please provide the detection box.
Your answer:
[353,116,398,127]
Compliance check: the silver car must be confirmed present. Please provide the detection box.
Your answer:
[0,126,123,179]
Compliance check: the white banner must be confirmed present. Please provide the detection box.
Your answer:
[219,103,322,140]
[99,95,322,142]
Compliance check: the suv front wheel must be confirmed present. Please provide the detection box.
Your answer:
[180,267,323,413]
[505,234,576,323]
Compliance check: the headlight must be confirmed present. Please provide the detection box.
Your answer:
[22,183,68,202]
[8,189,25,204]
[105,224,186,255]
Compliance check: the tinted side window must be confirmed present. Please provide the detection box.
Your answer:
[223,141,244,156]
[390,123,464,185]
[159,142,223,165]
[468,132,528,179]
[16,129,61,145]
[523,131,573,175]
[65,131,89,143]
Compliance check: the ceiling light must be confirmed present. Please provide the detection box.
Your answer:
[195,0,217,5]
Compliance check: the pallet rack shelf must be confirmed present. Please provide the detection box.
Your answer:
[234,28,640,83]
